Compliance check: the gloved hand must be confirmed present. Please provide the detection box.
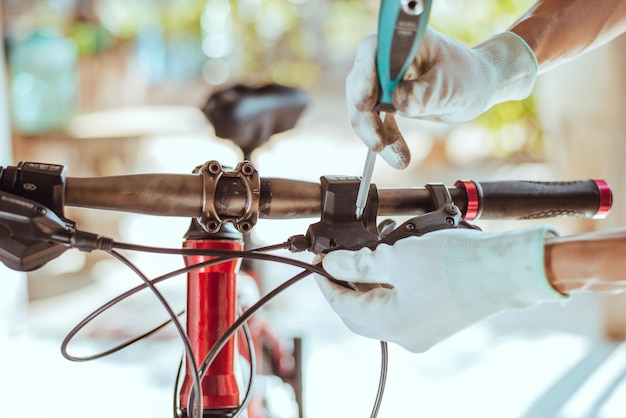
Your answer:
[315,226,566,353]
[347,27,538,169]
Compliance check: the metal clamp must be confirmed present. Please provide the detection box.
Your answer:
[305,176,380,254]
[198,160,260,233]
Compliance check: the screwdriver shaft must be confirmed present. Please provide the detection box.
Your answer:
[355,148,377,220]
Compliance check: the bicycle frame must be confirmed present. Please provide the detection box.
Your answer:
[176,204,305,418]
[179,234,244,417]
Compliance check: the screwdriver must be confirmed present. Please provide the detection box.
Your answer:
[354,0,432,220]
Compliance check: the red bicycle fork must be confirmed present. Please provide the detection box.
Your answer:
[179,237,244,417]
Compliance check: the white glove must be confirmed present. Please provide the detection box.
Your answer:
[347,27,538,169]
[315,226,566,353]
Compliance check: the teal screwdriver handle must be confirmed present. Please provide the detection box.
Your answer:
[376,0,432,112]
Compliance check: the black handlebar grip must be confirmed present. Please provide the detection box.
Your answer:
[454,179,612,220]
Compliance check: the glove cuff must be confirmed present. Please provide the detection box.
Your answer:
[445,225,566,322]
[472,31,539,108]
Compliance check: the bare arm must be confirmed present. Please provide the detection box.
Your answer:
[545,228,626,294]
[509,0,626,72]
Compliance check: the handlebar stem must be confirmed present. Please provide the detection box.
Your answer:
[198,160,260,234]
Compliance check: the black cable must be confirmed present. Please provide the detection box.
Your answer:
[60,263,193,363]
[172,312,257,418]
[371,341,388,418]
[105,249,204,417]
[61,241,325,362]
[62,308,185,362]
[233,312,257,417]
[111,241,333,279]
[173,356,183,418]
[244,242,290,252]
[62,237,386,418]
[60,240,332,418]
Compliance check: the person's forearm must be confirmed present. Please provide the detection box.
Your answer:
[509,0,626,72]
[545,228,626,294]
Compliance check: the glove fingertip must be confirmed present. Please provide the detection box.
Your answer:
[379,143,410,169]
[378,110,411,169]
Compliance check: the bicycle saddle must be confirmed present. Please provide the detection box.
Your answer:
[202,84,309,159]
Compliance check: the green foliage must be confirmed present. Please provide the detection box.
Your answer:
[431,0,534,44]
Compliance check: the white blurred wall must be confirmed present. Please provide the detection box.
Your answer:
[536,33,626,340]
[0,10,27,340]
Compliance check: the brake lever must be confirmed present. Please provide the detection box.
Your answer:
[350,184,481,252]
[378,184,480,246]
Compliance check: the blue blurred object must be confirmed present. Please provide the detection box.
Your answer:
[9,30,78,134]
[133,24,204,84]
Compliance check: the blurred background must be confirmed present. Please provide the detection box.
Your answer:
[1,0,626,417]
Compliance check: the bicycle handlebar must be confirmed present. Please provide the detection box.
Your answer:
[0,160,612,239]
[63,171,612,221]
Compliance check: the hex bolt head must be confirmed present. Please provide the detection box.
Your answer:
[208,162,222,175]
[238,221,252,232]
[241,162,255,176]
[445,204,458,215]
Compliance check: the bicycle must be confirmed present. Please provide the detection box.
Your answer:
[0,84,612,418]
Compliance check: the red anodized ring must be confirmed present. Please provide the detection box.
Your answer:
[454,180,480,221]
[593,179,612,219]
